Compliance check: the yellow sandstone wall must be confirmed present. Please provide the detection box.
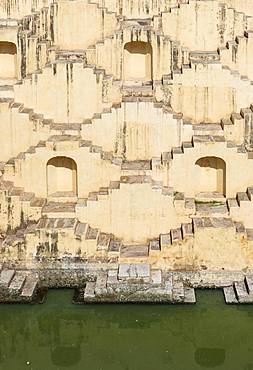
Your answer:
[0,0,253,269]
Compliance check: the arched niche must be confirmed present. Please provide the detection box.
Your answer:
[123,41,152,83]
[195,156,226,196]
[0,42,17,79]
[47,156,77,197]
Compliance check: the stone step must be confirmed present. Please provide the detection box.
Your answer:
[234,281,250,303]
[118,264,150,281]
[36,217,78,231]
[164,276,173,297]
[0,269,15,289]
[223,286,238,304]
[106,269,118,285]
[245,276,253,293]
[108,239,121,256]
[227,198,239,211]
[193,135,226,145]
[149,239,161,255]
[95,272,108,295]
[172,279,185,302]
[120,245,149,258]
[0,86,14,98]
[195,202,229,216]
[151,270,162,285]
[50,122,81,135]
[193,217,234,230]
[30,197,46,209]
[193,123,224,136]
[184,286,196,304]
[85,225,99,240]
[195,192,226,203]
[84,281,96,298]
[42,202,77,218]
[237,192,250,205]
[97,232,111,251]
[181,223,194,238]
[9,271,27,294]
[21,273,39,298]
[48,191,77,203]
[171,228,183,243]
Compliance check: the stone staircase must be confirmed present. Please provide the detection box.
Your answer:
[218,31,253,81]
[2,209,253,263]
[87,0,184,18]
[8,12,253,139]
[3,134,123,182]
[73,174,195,214]
[85,23,171,81]
[80,263,196,303]
[118,216,253,260]
[149,217,242,252]
[161,0,253,42]
[13,48,117,124]
[0,269,39,302]
[226,187,253,229]
[0,179,46,230]
[24,217,122,260]
[223,275,253,303]
[160,135,252,167]
[14,0,117,79]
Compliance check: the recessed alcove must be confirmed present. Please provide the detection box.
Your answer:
[195,156,226,196]
[47,156,78,197]
[123,41,152,84]
[0,42,17,80]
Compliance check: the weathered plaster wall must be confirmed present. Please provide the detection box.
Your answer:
[1,0,253,270]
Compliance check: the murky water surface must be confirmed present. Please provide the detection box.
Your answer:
[0,289,252,370]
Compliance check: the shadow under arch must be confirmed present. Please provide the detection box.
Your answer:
[0,41,17,79]
[47,156,78,197]
[195,156,226,196]
[123,41,153,83]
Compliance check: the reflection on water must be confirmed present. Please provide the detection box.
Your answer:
[51,345,81,367]
[0,289,252,370]
[195,348,226,368]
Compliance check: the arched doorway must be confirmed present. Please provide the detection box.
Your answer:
[123,41,152,83]
[47,157,77,196]
[195,157,226,196]
[0,42,17,79]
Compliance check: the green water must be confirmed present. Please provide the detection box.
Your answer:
[0,290,253,370]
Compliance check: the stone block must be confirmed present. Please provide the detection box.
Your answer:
[172,279,185,302]
[223,286,238,304]
[234,281,250,303]
[184,287,196,304]
[107,270,118,285]
[120,245,149,258]
[118,264,130,279]
[151,270,162,285]
[136,264,150,279]
[95,272,108,295]
[0,270,15,289]
[21,274,38,299]
[84,281,96,298]
[9,271,27,295]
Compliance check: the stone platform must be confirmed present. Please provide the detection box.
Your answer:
[0,262,253,305]
[77,264,196,304]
